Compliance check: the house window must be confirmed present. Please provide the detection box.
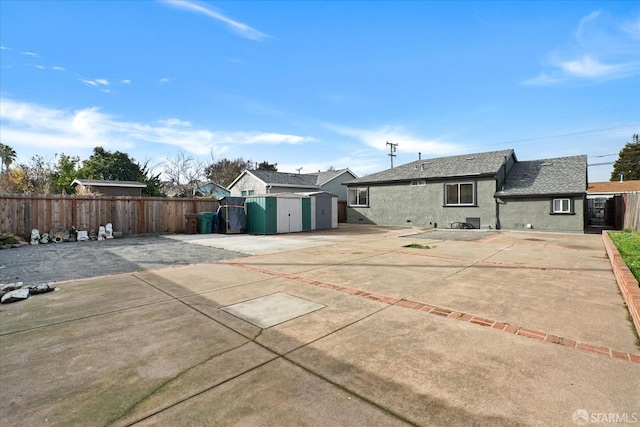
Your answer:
[444,182,475,206]
[551,198,573,214]
[411,180,426,186]
[348,187,369,207]
[241,190,255,196]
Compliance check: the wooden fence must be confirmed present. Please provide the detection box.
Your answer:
[0,194,219,238]
[615,193,640,232]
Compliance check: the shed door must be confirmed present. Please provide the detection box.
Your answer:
[316,196,332,230]
[277,198,302,233]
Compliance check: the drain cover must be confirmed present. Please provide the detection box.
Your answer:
[221,292,325,329]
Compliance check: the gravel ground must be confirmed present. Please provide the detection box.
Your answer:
[0,235,248,286]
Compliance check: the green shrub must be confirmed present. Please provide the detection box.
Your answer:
[609,231,640,281]
[0,233,20,245]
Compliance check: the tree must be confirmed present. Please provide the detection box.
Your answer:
[50,153,81,194]
[204,157,253,188]
[611,134,640,181]
[162,151,205,197]
[0,155,55,194]
[256,161,278,171]
[140,160,164,197]
[0,143,17,173]
[78,147,144,181]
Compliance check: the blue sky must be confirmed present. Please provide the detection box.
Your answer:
[1,1,638,183]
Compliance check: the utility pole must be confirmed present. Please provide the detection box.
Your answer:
[386,141,397,168]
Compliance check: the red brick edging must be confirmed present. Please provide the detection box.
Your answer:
[602,231,640,339]
[224,261,640,364]
[393,298,640,364]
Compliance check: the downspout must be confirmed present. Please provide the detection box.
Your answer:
[495,155,508,230]
[267,185,272,194]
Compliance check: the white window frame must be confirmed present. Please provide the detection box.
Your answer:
[241,189,255,197]
[552,198,572,214]
[444,182,475,206]
[348,187,369,207]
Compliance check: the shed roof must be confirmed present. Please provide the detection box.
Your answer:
[244,170,319,188]
[71,179,147,188]
[495,155,587,197]
[345,149,514,185]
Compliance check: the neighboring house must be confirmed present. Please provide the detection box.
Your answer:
[343,149,587,233]
[71,179,147,196]
[193,181,231,199]
[228,168,357,201]
[586,180,640,226]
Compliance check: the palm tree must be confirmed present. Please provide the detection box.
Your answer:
[0,143,17,173]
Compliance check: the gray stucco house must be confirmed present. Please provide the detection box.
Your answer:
[344,149,587,233]
[228,168,357,201]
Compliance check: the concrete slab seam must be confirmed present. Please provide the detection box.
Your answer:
[388,248,612,280]
[225,262,640,365]
[133,270,414,425]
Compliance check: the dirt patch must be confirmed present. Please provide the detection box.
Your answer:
[405,230,500,242]
[0,235,248,285]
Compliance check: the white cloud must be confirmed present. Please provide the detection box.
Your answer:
[525,10,640,85]
[160,0,270,41]
[0,46,10,50]
[52,66,66,71]
[22,51,38,57]
[576,10,601,41]
[159,118,192,127]
[523,72,563,86]
[122,79,131,84]
[159,77,173,85]
[560,55,631,78]
[79,77,111,88]
[0,98,315,159]
[241,133,313,144]
[327,124,465,157]
[621,16,640,39]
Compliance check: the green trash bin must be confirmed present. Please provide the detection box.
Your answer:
[198,212,214,234]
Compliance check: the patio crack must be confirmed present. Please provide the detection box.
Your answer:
[106,341,267,427]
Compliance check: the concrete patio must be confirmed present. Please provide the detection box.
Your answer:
[1,226,638,426]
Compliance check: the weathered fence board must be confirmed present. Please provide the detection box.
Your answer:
[623,193,640,232]
[0,194,219,238]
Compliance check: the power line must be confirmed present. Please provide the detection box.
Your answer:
[588,153,617,158]
[475,124,635,148]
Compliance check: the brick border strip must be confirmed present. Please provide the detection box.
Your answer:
[224,261,640,364]
[394,298,640,364]
[602,231,640,339]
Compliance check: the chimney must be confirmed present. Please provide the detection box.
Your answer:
[418,152,421,160]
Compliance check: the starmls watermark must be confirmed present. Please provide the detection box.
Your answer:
[573,409,638,425]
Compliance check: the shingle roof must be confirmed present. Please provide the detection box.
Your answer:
[588,180,640,194]
[249,170,319,188]
[345,149,514,185]
[496,155,587,197]
[311,169,356,185]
